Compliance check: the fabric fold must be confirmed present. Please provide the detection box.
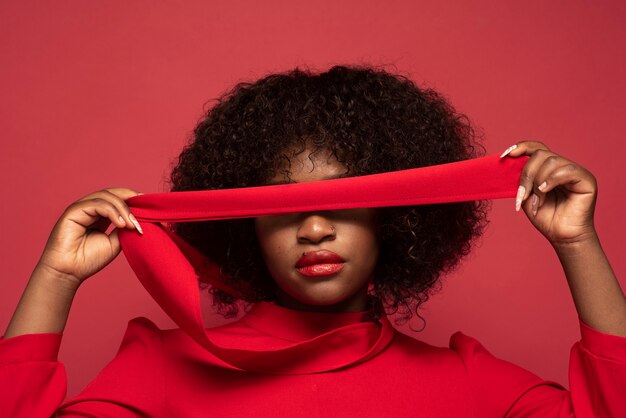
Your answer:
[117,154,528,374]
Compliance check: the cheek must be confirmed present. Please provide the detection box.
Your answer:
[357,213,380,246]
[362,230,380,258]
[253,220,270,257]
[359,226,381,265]
[254,220,285,260]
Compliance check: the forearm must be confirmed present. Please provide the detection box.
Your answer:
[3,264,79,339]
[553,232,626,337]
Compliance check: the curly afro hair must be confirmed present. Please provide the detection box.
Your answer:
[165,64,490,330]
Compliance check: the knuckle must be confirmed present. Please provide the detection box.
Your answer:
[64,202,78,213]
[93,198,115,211]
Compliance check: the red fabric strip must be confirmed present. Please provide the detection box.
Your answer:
[124,154,527,222]
[117,154,528,374]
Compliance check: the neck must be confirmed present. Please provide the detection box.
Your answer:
[273,286,370,313]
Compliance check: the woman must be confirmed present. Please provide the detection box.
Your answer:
[2,65,624,417]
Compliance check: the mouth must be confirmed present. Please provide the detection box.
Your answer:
[296,262,345,277]
[295,250,346,277]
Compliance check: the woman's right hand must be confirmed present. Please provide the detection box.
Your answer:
[36,188,144,289]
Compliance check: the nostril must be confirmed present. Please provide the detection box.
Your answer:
[297,228,337,244]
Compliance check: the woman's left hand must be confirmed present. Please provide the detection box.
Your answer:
[500,140,598,248]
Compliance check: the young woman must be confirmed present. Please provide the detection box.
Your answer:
[2,65,624,417]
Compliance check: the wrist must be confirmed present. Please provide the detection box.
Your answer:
[32,263,81,295]
[3,264,79,339]
[551,229,600,256]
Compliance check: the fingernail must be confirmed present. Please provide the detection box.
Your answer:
[538,181,547,192]
[515,185,525,212]
[500,144,518,158]
[129,213,143,235]
[531,194,538,216]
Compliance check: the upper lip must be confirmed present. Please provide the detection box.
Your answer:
[295,250,346,268]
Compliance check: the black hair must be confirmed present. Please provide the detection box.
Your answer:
[166,64,489,330]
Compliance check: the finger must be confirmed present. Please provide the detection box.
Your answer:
[515,148,557,211]
[91,215,113,234]
[76,188,142,204]
[108,228,122,256]
[77,199,130,231]
[500,140,551,159]
[536,163,596,209]
[528,155,571,210]
[76,189,143,234]
[100,189,143,233]
[526,192,540,217]
[103,187,144,202]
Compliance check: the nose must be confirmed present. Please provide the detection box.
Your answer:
[296,212,337,244]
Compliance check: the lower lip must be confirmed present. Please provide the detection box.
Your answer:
[296,263,345,277]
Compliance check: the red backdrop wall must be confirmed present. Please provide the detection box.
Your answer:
[1,1,624,398]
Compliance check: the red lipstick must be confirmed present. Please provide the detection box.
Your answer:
[295,250,346,277]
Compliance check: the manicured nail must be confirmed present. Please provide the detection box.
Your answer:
[129,213,143,235]
[538,181,547,192]
[515,185,525,212]
[500,144,518,158]
[531,194,538,216]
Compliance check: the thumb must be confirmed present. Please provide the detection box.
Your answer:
[108,228,122,256]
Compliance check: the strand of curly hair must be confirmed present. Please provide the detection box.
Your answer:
[164,64,490,331]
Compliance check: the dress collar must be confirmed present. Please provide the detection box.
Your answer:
[198,299,396,374]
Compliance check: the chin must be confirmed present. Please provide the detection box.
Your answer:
[277,285,365,311]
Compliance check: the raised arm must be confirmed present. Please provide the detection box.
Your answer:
[502,140,625,336]
[1,188,144,417]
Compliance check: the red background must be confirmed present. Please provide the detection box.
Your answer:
[1,1,624,398]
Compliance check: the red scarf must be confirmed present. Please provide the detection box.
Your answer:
[118,154,527,374]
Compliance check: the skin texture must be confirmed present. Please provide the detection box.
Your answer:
[254,145,379,312]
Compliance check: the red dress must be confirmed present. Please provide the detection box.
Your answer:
[1,302,625,417]
[2,155,625,416]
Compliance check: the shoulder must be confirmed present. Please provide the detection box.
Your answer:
[121,316,162,336]
[384,329,469,375]
[392,329,556,415]
[128,317,250,360]
[448,330,497,358]
[389,328,545,383]
[115,317,208,366]
[114,316,164,356]
[393,328,541,379]
[391,327,521,366]
[390,328,464,361]
[447,330,542,383]
[120,316,206,348]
